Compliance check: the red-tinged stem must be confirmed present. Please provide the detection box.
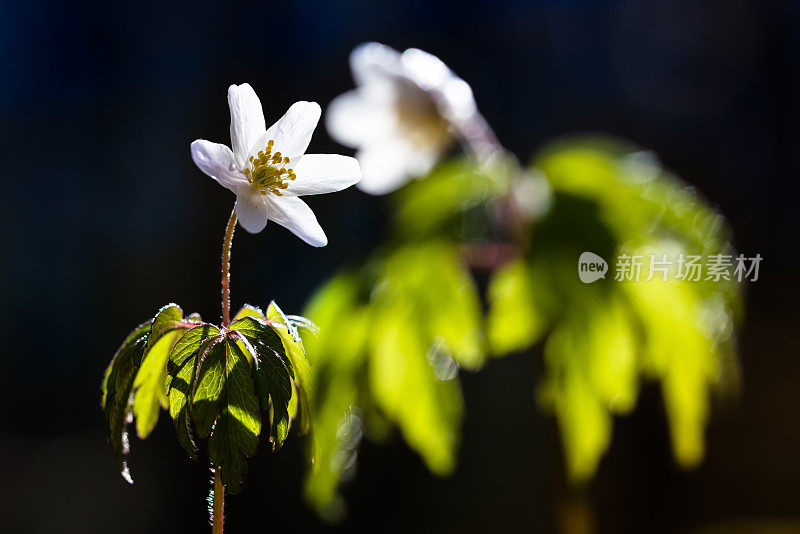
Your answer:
[213,207,237,534]
[221,207,237,329]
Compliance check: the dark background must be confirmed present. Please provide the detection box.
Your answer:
[1,0,798,532]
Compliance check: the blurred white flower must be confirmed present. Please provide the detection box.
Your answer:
[326,43,493,195]
[191,83,361,246]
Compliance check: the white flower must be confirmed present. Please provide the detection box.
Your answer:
[326,42,485,196]
[191,83,361,246]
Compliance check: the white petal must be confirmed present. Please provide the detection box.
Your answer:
[325,89,397,148]
[190,140,245,192]
[350,42,403,87]
[355,139,438,195]
[285,154,361,196]
[261,101,321,159]
[264,196,327,247]
[401,48,453,91]
[439,77,477,122]
[235,186,269,233]
[228,83,267,167]
[401,48,477,122]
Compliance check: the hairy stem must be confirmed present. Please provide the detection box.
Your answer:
[221,207,237,329]
[212,468,225,534]
[212,207,237,534]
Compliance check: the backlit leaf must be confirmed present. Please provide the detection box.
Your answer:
[166,324,221,459]
[206,337,261,493]
[103,332,149,483]
[232,304,266,322]
[230,317,294,449]
[192,337,228,439]
[267,302,315,435]
[102,321,150,411]
[130,305,200,439]
[147,303,188,349]
[132,330,180,438]
[486,258,546,355]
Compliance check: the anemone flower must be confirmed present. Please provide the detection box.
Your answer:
[191,83,361,245]
[326,42,486,195]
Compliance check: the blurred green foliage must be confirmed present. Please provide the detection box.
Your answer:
[302,137,742,513]
[301,157,512,516]
[303,243,484,517]
[489,138,741,481]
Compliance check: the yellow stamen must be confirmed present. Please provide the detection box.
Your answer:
[244,140,297,195]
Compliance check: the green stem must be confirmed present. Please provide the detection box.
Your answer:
[212,468,225,534]
[212,207,237,534]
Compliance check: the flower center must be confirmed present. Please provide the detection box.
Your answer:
[394,80,450,150]
[243,140,296,196]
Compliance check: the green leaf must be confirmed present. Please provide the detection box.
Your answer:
[622,267,722,466]
[130,305,200,439]
[230,316,289,364]
[377,243,485,370]
[132,330,181,438]
[253,340,293,449]
[102,305,205,480]
[206,337,262,494]
[166,324,221,459]
[367,299,463,476]
[266,300,300,341]
[103,332,149,483]
[267,302,315,435]
[230,316,294,449]
[191,337,228,439]
[101,321,150,410]
[537,297,639,482]
[147,303,189,349]
[486,259,546,355]
[165,324,221,392]
[232,304,266,322]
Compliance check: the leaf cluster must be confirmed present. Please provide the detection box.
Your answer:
[101,302,313,493]
[487,137,742,481]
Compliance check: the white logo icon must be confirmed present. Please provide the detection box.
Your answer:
[578,252,608,283]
